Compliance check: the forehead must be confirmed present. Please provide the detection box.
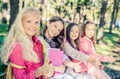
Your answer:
[86,24,95,29]
[22,11,40,19]
[52,21,64,29]
[71,25,79,30]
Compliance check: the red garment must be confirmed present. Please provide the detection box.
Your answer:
[10,36,44,79]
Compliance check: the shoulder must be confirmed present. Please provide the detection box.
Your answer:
[11,42,22,54]
[9,42,25,66]
[10,42,23,63]
[80,37,90,45]
[38,36,51,48]
[64,42,71,48]
[38,36,43,42]
[79,37,91,50]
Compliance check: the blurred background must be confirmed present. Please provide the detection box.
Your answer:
[0,0,120,79]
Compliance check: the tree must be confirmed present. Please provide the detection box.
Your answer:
[9,0,19,30]
[109,0,120,33]
[97,0,108,44]
[1,0,8,24]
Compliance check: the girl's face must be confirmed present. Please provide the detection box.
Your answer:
[85,24,95,39]
[46,21,64,38]
[22,12,40,38]
[70,25,79,41]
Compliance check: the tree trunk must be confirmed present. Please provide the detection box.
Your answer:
[97,0,108,44]
[9,0,19,30]
[109,0,117,33]
[114,0,120,28]
[1,0,8,24]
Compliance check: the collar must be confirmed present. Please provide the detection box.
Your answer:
[32,36,39,43]
[43,35,54,43]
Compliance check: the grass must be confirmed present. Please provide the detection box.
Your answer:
[95,27,120,78]
[0,24,120,78]
[96,27,120,55]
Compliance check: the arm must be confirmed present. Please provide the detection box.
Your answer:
[10,43,36,79]
[91,53,115,62]
[64,43,89,62]
[10,43,55,79]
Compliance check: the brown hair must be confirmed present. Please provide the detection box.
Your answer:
[42,16,65,49]
[81,21,96,45]
[66,23,80,50]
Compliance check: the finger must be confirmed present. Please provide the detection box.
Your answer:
[44,58,50,64]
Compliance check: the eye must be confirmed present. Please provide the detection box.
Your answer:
[26,20,31,23]
[35,21,39,24]
[58,29,61,32]
[54,25,57,28]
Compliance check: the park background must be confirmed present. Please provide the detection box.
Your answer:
[0,0,120,79]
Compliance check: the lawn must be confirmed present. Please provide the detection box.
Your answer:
[0,24,120,79]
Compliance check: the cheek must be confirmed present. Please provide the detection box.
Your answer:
[55,31,60,36]
[36,26,39,29]
[76,33,79,38]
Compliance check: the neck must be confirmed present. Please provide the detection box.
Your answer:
[45,31,52,41]
[71,40,77,49]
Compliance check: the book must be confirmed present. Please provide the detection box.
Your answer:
[48,48,64,66]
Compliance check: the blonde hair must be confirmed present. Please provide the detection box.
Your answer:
[0,7,41,64]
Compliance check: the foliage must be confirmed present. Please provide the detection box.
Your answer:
[0,24,8,36]
[0,0,3,12]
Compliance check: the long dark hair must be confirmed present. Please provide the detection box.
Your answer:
[43,16,65,49]
[66,23,80,49]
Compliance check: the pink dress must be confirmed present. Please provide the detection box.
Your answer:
[79,36,111,79]
[10,36,44,79]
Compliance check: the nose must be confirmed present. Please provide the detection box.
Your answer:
[31,23,37,28]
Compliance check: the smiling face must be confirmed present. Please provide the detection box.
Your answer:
[70,25,79,41]
[22,12,40,38]
[46,21,64,39]
[84,23,95,39]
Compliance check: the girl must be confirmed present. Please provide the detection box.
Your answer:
[65,23,96,79]
[38,16,82,79]
[38,16,66,79]
[79,21,115,79]
[0,7,54,79]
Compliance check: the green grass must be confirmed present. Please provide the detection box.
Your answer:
[0,24,8,36]
[96,27,120,55]
[0,24,120,78]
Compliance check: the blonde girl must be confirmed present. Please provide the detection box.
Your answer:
[0,7,54,79]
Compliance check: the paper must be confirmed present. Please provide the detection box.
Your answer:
[48,48,64,66]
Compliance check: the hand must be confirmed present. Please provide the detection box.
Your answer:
[54,64,65,73]
[92,60,101,68]
[88,57,96,63]
[35,59,55,78]
[99,64,104,70]
[93,61,104,70]
[73,62,81,73]
[109,56,116,63]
